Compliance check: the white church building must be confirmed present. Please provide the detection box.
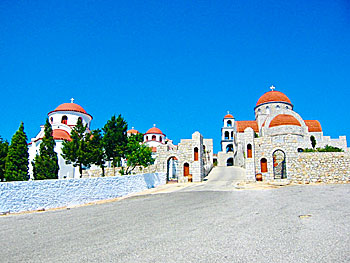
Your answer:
[28,99,93,179]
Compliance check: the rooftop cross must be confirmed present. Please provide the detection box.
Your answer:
[227,111,230,114]
[153,124,156,127]
[270,85,275,91]
[70,98,75,103]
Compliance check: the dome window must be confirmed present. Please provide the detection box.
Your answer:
[227,120,232,127]
[50,117,53,123]
[152,135,156,141]
[276,105,280,109]
[266,106,270,114]
[61,115,68,125]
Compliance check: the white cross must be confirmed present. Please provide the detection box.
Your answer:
[227,111,230,114]
[70,98,75,103]
[153,124,156,127]
[270,85,275,91]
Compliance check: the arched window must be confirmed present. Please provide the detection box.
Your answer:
[226,144,233,153]
[231,131,234,138]
[194,147,199,161]
[78,117,83,123]
[261,158,268,173]
[276,105,280,109]
[224,131,229,140]
[227,120,232,127]
[50,117,53,123]
[247,144,252,158]
[227,158,234,166]
[160,136,162,142]
[266,106,270,114]
[61,115,68,125]
[152,135,156,141]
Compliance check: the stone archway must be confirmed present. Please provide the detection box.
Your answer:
[166,156,179,182]
[273,150,286,179]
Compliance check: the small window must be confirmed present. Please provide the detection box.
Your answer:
[227,120,232,127]
[152,135,156,141]
[231,131,234,138]
[61,115,68,125]
[50,117,53,123]
[78,117,83,123]
[224,131,229,140]
[247,144,252,158]
[194,147,199,161]
[261,158,268,173]
[276,105,280,109]
[160,137,162,142]
[266,106,270,114]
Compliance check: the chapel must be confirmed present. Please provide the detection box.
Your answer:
[217,86,347,181]
[28,99,93,179]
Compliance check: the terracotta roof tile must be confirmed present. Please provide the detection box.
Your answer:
[236,121,259,133]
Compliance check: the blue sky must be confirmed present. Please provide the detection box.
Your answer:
[1,0,349,152]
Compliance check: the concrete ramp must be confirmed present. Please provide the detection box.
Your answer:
[181,166,247,192]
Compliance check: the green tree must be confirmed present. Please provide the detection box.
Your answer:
[0,137,9,182]
[32,119,59,180]
[61,118,90,177]
[87,129,106,176]
[123,134,154,175]
[310,135,317,149]
[5,122,29,181]
[102,115,128,173]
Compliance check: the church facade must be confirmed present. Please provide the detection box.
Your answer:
[217,87,348,181]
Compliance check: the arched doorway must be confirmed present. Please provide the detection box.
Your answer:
[226,144,233,153]
[273,150,286,179]
[227,158,234,166]
[183,163,191,182]
[167,157,179,182]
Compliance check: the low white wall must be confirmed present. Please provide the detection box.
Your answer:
[0,173,166,214]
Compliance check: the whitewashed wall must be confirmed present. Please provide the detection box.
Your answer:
[0,173,166,214]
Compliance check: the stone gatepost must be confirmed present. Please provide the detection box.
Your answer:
[191,131,204,182]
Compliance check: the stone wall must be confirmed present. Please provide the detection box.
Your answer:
[288,152,350,183]
[0,173,166,214]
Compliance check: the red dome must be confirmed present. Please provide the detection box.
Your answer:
[256,91,292,106]
[52,129,72,141]
[269,114,301,128]
[145,126,164,135]
[54,103,87,114]
[304,120,322,132]
[127,128,140,135]
[224,114,234,119]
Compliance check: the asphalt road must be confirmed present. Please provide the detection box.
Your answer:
[1,173,350,262]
